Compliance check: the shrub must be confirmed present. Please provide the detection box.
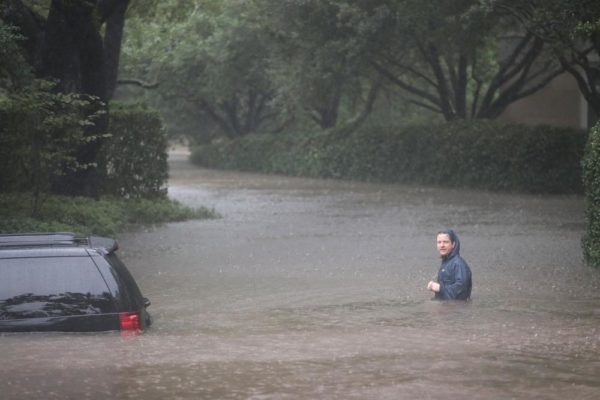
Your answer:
[0,80,102,205]
[1,94,169,205]
[102,102,169,198]
[0,193,219,237]
[582,122,600,268]
[191,120,586,194]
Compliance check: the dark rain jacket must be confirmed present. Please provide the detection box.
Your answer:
[435,230,472,300]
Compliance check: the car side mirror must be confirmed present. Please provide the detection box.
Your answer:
[143,297,151,308]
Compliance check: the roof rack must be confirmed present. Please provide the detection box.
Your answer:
[0,232,77,247]
[0,232,118,253]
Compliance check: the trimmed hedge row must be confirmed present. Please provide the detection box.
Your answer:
[582,122,600,268]
[191,120,586,194]
[103,103,169,198]
[0,98,169,199]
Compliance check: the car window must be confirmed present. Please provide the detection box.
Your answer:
[0,256,117,319]
[104,253,145,309]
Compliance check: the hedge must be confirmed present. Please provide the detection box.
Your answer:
[582,122,600,268]
[102,103,169,198]
[1,96,169,200]
[191,120,586,194]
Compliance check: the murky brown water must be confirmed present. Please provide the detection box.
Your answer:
[2,153,599,399]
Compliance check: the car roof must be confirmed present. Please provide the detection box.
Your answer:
[0,232,119,259]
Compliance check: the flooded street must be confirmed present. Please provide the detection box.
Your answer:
[2,153,600,399]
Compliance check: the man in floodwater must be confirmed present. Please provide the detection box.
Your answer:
[427,229,472,300]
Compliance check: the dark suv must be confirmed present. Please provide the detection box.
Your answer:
[0,233,152,333]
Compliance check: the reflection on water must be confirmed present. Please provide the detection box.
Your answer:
[1,156,599,399]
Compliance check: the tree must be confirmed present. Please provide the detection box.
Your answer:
[1,0,131,197]
[122,0,383,136]
[121,0,288,138]
[349,0,565,120]
[487,0,600,119]
[257,0,382,130]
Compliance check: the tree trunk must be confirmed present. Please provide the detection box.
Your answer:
[559,52,600,120]
[102,0,130,99]
[43,0,109,197]
[3,0,130,198]
[313,85,342,129]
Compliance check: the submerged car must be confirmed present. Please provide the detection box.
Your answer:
[0,232,152,333]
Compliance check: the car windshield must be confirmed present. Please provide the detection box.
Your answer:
[0,256,116,319]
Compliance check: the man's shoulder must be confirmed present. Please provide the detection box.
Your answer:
[449,254,469,267]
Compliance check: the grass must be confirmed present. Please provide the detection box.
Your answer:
[0,192,220,237]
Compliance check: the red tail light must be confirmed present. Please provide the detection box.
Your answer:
[119,312,141,333]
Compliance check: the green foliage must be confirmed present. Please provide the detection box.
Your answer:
[121,0,284,139]
[0,80,103,210]
[0,192,219,237]
[120,0,571,139]
[485,0,600,43]
[102,102,169,198]
[0,21,33,89]
[369,0,563,120]
[258,0,379,129]
[1,90,170,207]
[120,197,218,224]
[582,122,600,268]
[191,121,585,194]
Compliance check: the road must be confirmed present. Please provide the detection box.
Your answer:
[1,152,599,399]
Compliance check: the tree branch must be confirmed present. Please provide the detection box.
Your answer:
[479,33,546,113]
[423,42,455,119]
[344,76,384,133]
[408,99,443,114]
[381,53,438,88]
[372,62,441,108]
[559,53,600,113]
[116,78,159,89]
[478,62,565,119]
[197,98,236,138]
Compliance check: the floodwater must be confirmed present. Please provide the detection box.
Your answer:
[2,152,600,399]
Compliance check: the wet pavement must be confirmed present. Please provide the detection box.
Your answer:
[1,152,599,399]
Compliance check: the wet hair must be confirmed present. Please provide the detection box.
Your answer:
[437,229,460,256]
[437,229,457,243]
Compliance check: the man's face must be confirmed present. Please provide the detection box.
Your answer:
[437,233,455,258]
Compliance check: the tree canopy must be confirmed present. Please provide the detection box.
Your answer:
[1,0,132,196]
[486,0,600,117]
[120,0,595,136]
[354,0,564,120]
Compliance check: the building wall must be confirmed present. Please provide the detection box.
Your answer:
[498,72,588,129]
